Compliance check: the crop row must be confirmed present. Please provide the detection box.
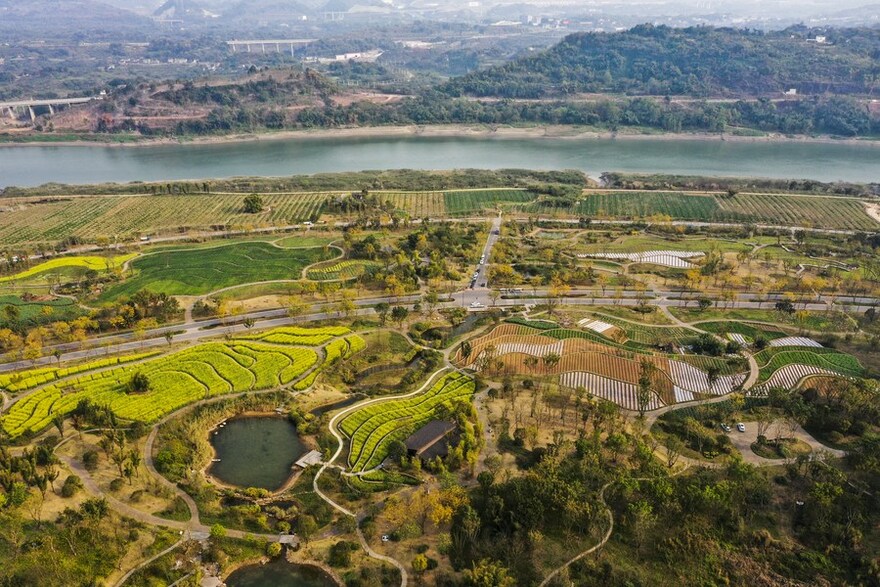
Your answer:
[756,348,863,381]
[0,351,161,393]
[339,372,475,472]
[0,333,348,437]
[241,325,351,346]
[306,260,380,281]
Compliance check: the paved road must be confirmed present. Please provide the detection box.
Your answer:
[470,214,503,290]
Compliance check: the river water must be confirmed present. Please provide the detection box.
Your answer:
[1,135,878,187]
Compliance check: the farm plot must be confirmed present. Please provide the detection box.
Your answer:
[443,189,534,215]
[380,192,447,218]
[667,360,747,396]
[0,351,161,394]
[560,372,664,412]
[100,241,334,299]
[339,372,475,472]
[577,251,703,269]
[755,347,863,381]
[562,192,746,222]
[0,326,362,438]
[717,193,879,231]
[240,326,351,346]
[697,321,787,341]
[0,254,137,284]
[752,365,840,394]
[306,259,380,281]
[0,193,329,247]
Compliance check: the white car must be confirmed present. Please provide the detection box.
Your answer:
[736,423,746,433]
[381,535,390,542]
[469,301,485,308]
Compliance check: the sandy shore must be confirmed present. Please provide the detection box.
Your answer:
[1,124,878,148]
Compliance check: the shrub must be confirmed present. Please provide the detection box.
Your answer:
[60,475,83,498]
[82,450,99,472]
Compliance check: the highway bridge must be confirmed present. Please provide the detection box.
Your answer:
[1,96,102,121]
[226,39,316,55]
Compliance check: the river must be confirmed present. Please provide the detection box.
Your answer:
[1,135,879,188]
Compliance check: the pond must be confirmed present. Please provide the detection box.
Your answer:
[225,559,337,587]
[208,416,307,491]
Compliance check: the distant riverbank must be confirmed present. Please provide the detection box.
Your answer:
[2,124,879,149]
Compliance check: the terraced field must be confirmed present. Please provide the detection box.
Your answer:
[339,372,475,472]
[306,259,381,281]
[459,322,750,411]
[1,326,362,438]
[755,347,863,383]
[100,241,334,299]
[443,189,534,215]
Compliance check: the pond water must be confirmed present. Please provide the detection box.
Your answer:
[225,559,337,587]
[208,416,306,491]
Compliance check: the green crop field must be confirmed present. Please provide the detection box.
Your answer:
[339,371,475,472]
[306,259,380,281]
[755,347,864,381]
[698,321,787,341]
[0,295,86,328]
[0,326,362,438]
[0,193,329,247]
[443,189,534,215]
[523,191,878,230]
[99,241,334,299]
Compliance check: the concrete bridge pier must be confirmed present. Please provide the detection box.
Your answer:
[27,106,35,122]
[48,104,55,115]
[6,107,13,120]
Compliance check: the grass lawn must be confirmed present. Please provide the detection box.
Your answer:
[274,234,339,248]
[751,438,812,459]
[99,242,333,299]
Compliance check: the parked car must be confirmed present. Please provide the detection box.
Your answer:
[736,423,746,432]
[720,423,731,433]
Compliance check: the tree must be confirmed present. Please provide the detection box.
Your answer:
[243,194,264,213]
[391,306,409,328]
[463,559,515,587]
[460,340,473,363]
[296,514,318,544]
[127,371,151,394]
[210,523,227,540]
[243,317,255,330]
[412,554,429,583]
[698,297,713,312]
[374,302,390,326]
[266,542,282,558]
[164,332,174,346]
[637,359,656,418]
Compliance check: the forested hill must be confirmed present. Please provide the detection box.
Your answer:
[441,25,880,99]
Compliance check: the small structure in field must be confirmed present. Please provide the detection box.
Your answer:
[405,421,458,461]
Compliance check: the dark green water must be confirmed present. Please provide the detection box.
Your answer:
[208,416,306,491]
[226,559,337,587]
[2,135,879,187]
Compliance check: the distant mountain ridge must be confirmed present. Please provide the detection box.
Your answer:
[441,24,880,98]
